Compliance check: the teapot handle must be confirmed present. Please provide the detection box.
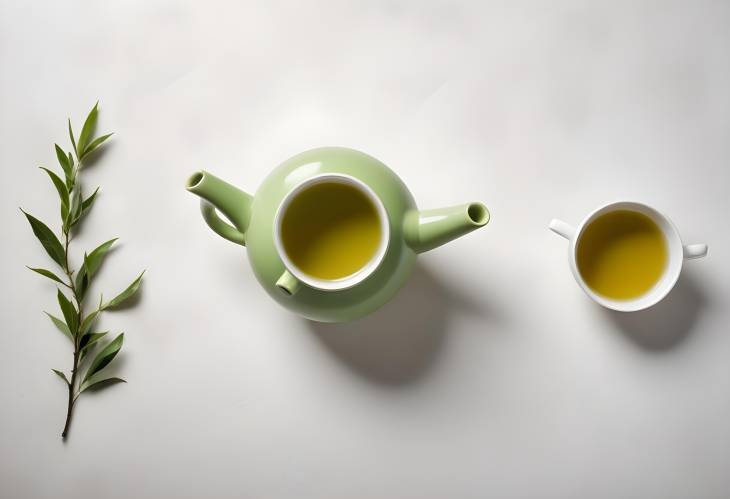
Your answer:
[200,200,246,246]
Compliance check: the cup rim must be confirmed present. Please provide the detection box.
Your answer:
[273,173,390,291]
[568,201,684,312]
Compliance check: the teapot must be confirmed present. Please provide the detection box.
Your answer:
[187,147,489,322]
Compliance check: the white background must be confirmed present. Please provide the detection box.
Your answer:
[1,1,728,498]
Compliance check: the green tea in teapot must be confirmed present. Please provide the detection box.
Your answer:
[280,181,382,281]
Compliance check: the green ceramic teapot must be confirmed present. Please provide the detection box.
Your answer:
[186,147,489,322]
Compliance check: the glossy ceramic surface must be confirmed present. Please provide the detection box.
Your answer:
[188,147,489,322]
[549,201,708,312]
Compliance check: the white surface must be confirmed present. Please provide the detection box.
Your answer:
[1,1,728,498]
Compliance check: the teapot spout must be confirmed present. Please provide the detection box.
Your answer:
[186,170,252,245]
[404,202,490,254]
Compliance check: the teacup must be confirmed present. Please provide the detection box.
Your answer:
[549,201,707,312]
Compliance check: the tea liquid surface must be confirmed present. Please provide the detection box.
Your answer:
[577,210,667,300]
[281,181,381,281]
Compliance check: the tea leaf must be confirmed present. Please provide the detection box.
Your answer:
[103,271,144,310]
[57,289,78,335]
[81,187,99,215]
[77,102,98,156]
[68,118,78,157]
[54,144,70,170]
[55,144,73,188]
[52,369,70,385]
[85,238,117,278]
[80,377,126,394]
[39,167,69,219]
[80,330,107,350]
[61,200,69,222]
[78,310,100,338]
[20,210,65,268]
[83,332,123,383]
[63,189,78,233]
[75,253,90,300]
[27,266,65,285]
[79,331,108,361]
[44,312,73,343]
[72,186,83,220]
[75,238,117,299]
[66,185,82,230]
[81,133,113,160]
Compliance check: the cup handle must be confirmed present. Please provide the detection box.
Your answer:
[275,270,301,296]
[549,219,576,240]
[683,243,708,260]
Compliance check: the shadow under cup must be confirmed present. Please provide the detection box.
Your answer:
[273,174,390,293]
[571,202,685,312]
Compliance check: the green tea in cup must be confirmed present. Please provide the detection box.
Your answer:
[576,210,667,300]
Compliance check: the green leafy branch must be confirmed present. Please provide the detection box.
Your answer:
[22,102,144,439]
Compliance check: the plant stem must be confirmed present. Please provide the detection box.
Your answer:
[61,349,79,439]
[60,207,83,439]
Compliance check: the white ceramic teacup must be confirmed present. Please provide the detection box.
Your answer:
[549,201,708,312]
